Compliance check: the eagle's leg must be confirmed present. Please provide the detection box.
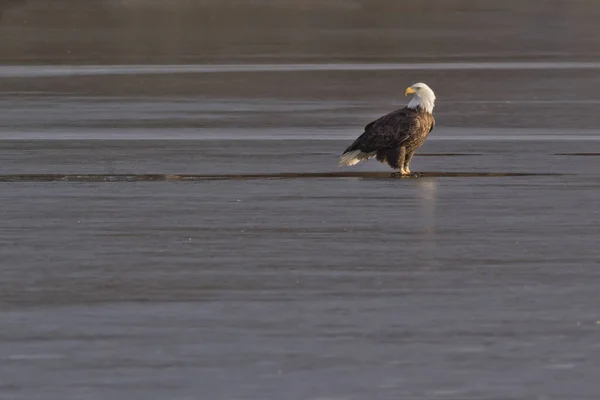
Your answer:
[403,150,415,174]
[398,147,409,175]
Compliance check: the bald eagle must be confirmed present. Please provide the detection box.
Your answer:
[339,82,436,175]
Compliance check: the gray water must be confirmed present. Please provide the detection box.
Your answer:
[1,1,600,400]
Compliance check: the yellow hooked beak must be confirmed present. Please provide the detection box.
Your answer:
[405,87,417,96]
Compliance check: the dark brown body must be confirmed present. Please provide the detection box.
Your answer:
[342,106,435,171]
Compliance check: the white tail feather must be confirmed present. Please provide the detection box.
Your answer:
[338,150,375,167]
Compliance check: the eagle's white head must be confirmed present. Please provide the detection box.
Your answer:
[405,82,435,114]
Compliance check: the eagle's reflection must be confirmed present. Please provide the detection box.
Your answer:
[414,177,439,268]
[417,177,438,236]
